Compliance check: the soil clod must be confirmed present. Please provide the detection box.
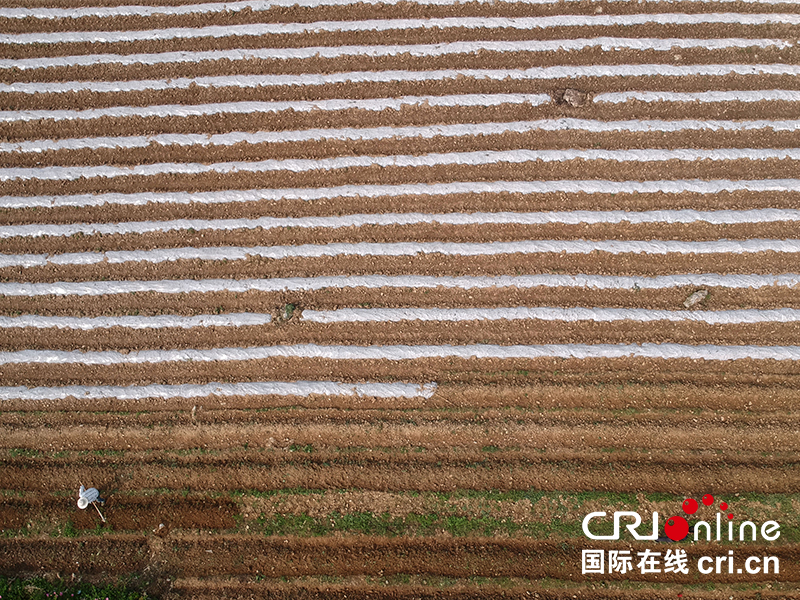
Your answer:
[558,89,589,108]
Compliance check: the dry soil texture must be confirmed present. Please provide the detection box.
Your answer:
[0,0,799,597]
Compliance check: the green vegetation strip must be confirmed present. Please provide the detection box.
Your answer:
[2,489,798,543]
[257,511,559,537]
[248,490,800,542]
[0,577,149,600]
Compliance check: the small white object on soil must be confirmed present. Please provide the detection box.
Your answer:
[684,289,709,308]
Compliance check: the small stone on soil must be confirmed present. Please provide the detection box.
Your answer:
[559,89,588,107]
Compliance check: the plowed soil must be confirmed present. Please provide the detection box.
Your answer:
[1,0,799,597]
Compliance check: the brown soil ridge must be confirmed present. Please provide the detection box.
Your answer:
[7,447,794,468]
[169,578,800,600]
[2,286,799,318]
[4,158,800,197]
[1,535,798,582]
[119,536,800,582]
[2,252,798,285]
[7,131,800,176]
[2,453,799,494]
[7,128,800,170]
[5,188,800,227]
[2,419,799,453]
[1,356,796,388]
[4,72,800,112]
[6,100,800,144]
[3,405,798,429]
[5,222,800,256]
[0,535,148,576]
[0,495,237,532]
[2,23,799,60]
[4,47,797,85]
[3,0,799,34]
[2,320,800,352]
[0,381,794,413]
[3,0,800,24]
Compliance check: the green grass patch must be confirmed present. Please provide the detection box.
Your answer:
[288,444,314,453]
[257,512,529,537]
[93,449,124,457]
[7,449,42,459]
[259,514,329,536]
[245,489,800,542]
[0,576,149,600]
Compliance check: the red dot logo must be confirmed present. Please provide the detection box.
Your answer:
[702,494,714,506]
[682,498,698,515]
[664,515,690,541]
[728,513,734,520]
[719,501,728,511]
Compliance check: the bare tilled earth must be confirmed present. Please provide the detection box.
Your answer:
[0,0,799,597]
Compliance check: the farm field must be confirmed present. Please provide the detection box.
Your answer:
[0,0,799,597]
